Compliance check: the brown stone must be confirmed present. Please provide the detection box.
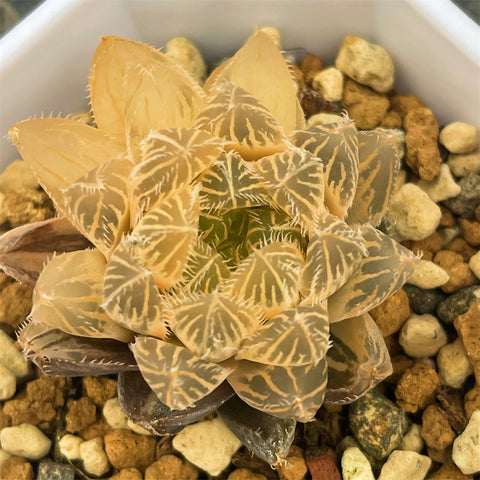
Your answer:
[104,429,157,472]
[2,397,56,429]
[475,204,480,222]
[305,446,341,480]
[1,189,54,228]
[0,282,32,330]
[80,417,113,440]
[421,404,456,450]
[370,289,410,336]
[404,107,442,180]
[278,446,308,480]
[144,455,198,480]
[395,361,440,413]
[107,468,143,480]
[427,461,472,479]
[65,396,97,433]
[436,387,468,434]
[386,354,414,384]
[228,468,267,480]
[447,237,477,262]
[458,218,480,247]
[464,383,480,419]
[342,78,390,130]
[289,62,306,90]
[300,53,323,85]
[439,205,457,228]
[455,303,480,382]
[402,232,443,262]
[83,376,118,406]
[0,405,12,429]
[433,250,477,293]
[379,109,402,129]
[26,376,68,407]
[390,94,425,121]
[0,456,34,480]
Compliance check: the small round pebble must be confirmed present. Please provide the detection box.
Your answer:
[452,410,480,474]
[103,397,129,430]
[0,448,13,465]
[335,34,394,92]
[387,183,441,241]
[312,67,343,102]
[144,454,199,480]
[458,218,480,247]
[448,150,480,177]
[440,121,479,154]
[305,446,342,480]
[434,249,478,293]
[437,338,474,388]
[416,163,461,202]
[0,423,52,460]
[307,113,345,127]
[349,390,408,460]
[407,259,449,289]
[277,446,308,480]
[377,450,431,480]
[436,284,480,324]
[172,416,242,476]
[80,437,110,477]
[108,467,143,480]
[83,376,117,406]
[0,330,29,379]
[428,462,473,480]
[341,447,374,480]
[399,313,448,358]
[0,364,16,400]
[165,36,207,83]
[403,284,446,315]
[0,456,34,480]
[443,172,480,219]
[126,419,152,436]
[369,288,410,336]
[37,460,75,480]
[400,423,424,453]
[421,404,456,450]
[58,434,83,460]
[227,468,267,480]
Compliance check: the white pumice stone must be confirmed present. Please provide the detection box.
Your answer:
[307,113,345,127]
[386,183,441,241]
[102,397,128,429]
[127,419,152,436]
[165,36,207,83]
[437,338,474,388]
[400,424,424,453]
[378,450,431,480]
[0,330,29,379]
[0,423,52,460]
[0,363,16,400]
[341,446,375,480]
[172,416,242,476]
[399,314,448,358]
[79,437,110,477]
[468,251,480,279]
[407,259,449,289]
[440,122,479,154]
[335,34,394,93]
[0,448,13,466]
[452,410,480,474]
[312,67,344,102]
[58,434,83,460]
[448,150,480,177]
[416,163,461,202]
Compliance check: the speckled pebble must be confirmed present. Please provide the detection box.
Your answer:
[400,423,424,453]
[416,163,461,202]
[403,284,446,315]
[349,390,408,460]
[436,285,480,324]
[0,364,16,400]
[341,447,374,480]
[58,434,83,460]
[407,259,449,289]
[79,437,110,477]
[437,338,474,388]
[399,313,448,358]
[377,450,431,480]
[172,416,242,476]
[37,461,75,480]
[312,67,344,102]
[144,454,198,480]
[386,183,441,241]
[0,331,29,379]
[448,150,480,177]
[335,34,394,92]
[421,404,456,450]
[442,172,480,220]
[440,122,479,154]
[0,423,52,460]
[452,410,480,474]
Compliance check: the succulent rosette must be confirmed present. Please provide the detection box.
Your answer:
[1,30,417,463]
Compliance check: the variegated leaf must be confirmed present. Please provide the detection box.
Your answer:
[62,156,132,258]
[245,206,306,253]
[252,147,325,228]
[292,120,359,219]
[222,241,304,319]
[8,118,125,211]
[166,292,259,362]
[204,30,303,133]
[227,358,328,421]
[129,186,200,290]
[181,239,230,294]
[327,225,418,322]
[31,250,132,342]
[325,313,392,404]
[130,128,225,222]
[102,238,167,338]
[345,130,400,226]
[301,211,367,302]
[125,63,207,159]
[195,82,288,161]
[199,151,271,210]
[236,303,330,366]
[130,336,231,410]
